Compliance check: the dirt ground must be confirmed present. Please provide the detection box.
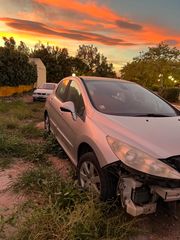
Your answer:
[1,156,180,240]
[0,162,32,239]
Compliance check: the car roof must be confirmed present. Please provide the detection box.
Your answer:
[79,76,131,83]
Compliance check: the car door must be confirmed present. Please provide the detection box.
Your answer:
[48,78,70,148]
[58,80,86,163]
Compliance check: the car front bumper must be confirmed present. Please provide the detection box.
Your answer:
[33,94,49,101]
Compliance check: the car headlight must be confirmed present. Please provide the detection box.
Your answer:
[107,136,180,180]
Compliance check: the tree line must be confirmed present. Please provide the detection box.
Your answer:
[121,42,180,89]
[0,36,179,88]
[0,37,116,87]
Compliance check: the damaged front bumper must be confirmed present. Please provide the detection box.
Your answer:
[152,186,180,202]
[118,177,180,217]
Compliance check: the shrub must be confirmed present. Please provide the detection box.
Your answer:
[159,87,180,102]
[150,84,160,92]
[0,47,37,87]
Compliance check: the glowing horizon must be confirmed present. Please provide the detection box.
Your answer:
[0,0,179,72]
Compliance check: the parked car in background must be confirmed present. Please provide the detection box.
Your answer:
[33,83,57,101]
[44,76,180,217]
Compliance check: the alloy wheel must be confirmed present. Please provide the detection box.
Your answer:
[79,161,101,193]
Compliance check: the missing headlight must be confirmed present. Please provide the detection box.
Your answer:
[131,186,152,205]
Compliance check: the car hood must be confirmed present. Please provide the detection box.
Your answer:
[94,113,180,159]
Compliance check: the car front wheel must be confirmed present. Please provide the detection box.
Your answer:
[77,152,118,201]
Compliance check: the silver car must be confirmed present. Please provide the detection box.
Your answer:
[44,76,180,216]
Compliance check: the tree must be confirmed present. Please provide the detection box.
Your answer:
[95,55,116,77]
[17,41,30,55]
[2,36,16,49]
[121,42,180,88]
[76,44,116,77]
[69,57,89,76]
[31,43,72,82]
[0,38,37,87]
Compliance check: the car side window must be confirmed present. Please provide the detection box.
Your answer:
[56,79,69,102]
[66,81,85,117]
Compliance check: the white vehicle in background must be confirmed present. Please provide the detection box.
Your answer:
[33,83,57,101]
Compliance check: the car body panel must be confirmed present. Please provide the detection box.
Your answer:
[92,113,180,160]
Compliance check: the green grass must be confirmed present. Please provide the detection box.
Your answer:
[0,97,140,240]
[0,156,15,169]
[0,117,19,132]
[0,98,46,167]
[0,134,28,158]
[12,200,139,240]
[11,167,139,240]
[20,123,43,138]
[44,134,67,158]
[12,166,86,208]
[0,133,47,164]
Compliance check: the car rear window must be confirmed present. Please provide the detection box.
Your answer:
[40,84,56,90]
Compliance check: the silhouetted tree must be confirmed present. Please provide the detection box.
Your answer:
[0,37,37,86]
[76,44,116,77]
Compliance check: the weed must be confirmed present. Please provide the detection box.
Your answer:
[0,134,28,158]
[12,166,86,208]
[0,100,8,113]
[44,134,67,158]
[25,144,48,164]
[0,133,47,164]
[12,198,138,240]
[15,109,34,120]
[0,117,19,131]
[6,121,19,130]
[20,123,43,138]
[0,156,15,169]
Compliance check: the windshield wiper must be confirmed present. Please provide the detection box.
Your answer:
[134,113,171,117]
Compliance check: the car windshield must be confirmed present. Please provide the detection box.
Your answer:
[84,79,179,117]
[39,83,56,90]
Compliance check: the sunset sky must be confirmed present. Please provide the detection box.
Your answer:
[0,0,180,71]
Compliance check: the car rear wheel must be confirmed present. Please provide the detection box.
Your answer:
[44,113,50,133]
[77,152,118,201]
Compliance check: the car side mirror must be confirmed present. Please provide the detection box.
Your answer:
[60,101,77,120]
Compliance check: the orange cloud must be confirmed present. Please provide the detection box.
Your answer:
[35,0,118,22]
[1,0,179,50]
[0,18,136,46]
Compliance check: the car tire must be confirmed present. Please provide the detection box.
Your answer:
[44,113,51,133]
[77,152,118,201]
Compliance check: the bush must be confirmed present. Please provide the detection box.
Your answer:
[159,87,180,102]
[0,47,37,87]
[150,84,160,92]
